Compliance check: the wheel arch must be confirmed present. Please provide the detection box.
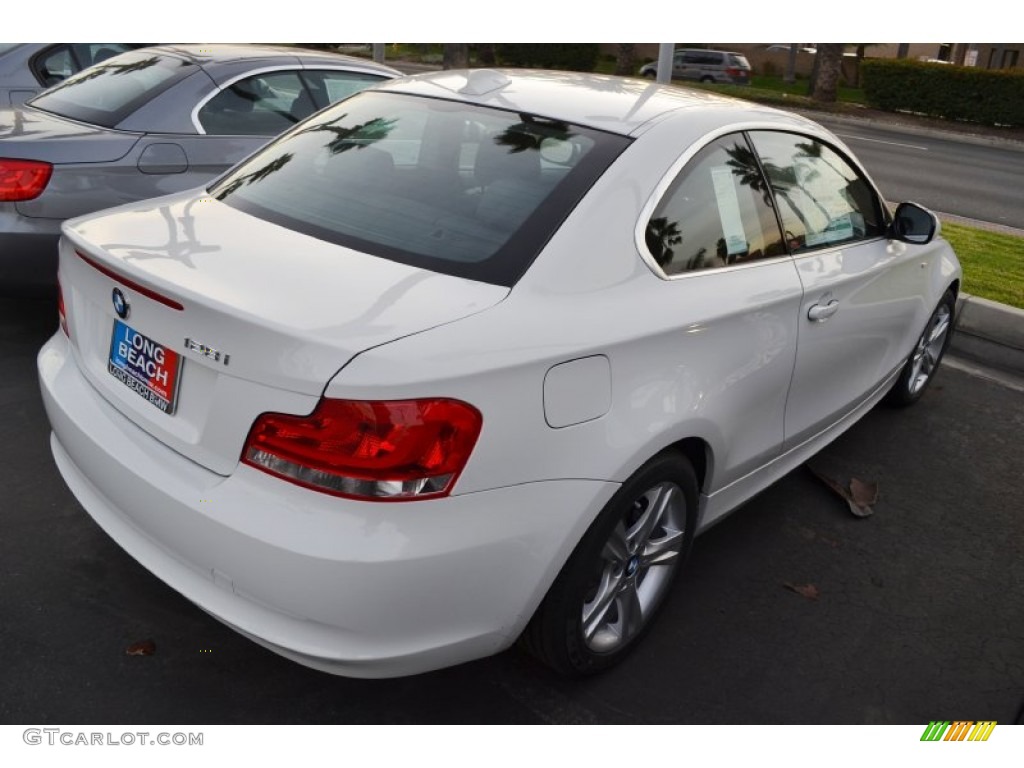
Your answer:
[663,436,712,496]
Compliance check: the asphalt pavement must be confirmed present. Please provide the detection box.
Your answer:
[2,296,1022,724]
[806,114,1024,231]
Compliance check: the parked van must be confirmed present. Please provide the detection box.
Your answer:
[640,49,752,85]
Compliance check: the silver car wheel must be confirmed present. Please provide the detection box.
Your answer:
[907,303,952,396]
[582,481,687,653]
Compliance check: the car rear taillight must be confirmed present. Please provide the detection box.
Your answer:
[0,158,53,201]
[57,276,69,337]
[725,68,743,78]
[242,398,483,501]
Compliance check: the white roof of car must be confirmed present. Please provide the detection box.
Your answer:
[378,69,802,137]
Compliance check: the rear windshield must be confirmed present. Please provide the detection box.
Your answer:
[728,54,751,69]
[28,50,196,128]
[210,91,630,286]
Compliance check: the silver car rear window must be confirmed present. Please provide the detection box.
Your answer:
[210,91,630,286]
[28,50,196,128]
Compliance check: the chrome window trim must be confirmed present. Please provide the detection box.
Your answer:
[190,65,387,135]
[634,122,889,282]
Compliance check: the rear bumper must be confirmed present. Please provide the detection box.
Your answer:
[39,331,617,677]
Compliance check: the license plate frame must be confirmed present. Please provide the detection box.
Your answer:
[107,320,183,415]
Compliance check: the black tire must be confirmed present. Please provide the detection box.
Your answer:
[700,75,715,83]
[885,289,956,407]
[521,451,698,676]
[643,71,656,79]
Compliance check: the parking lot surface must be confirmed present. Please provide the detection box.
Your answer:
[2,296,1021,724]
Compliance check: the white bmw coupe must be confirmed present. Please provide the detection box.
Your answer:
[39,69,960,678]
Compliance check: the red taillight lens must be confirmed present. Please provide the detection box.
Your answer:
[0,158,53,201]
[242,398,483,501]
[57,275,69,337]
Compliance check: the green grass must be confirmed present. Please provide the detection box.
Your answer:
[941,222,1024,309]
[682,75,865,108]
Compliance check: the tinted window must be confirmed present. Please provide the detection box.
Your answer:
[304,70,387,109]
[70,43,136,69]
[210,91,629,286]
[35,46,75,87]
[749,131,885,253]
[29,51,196,128]
[683,51,723,66]
[198,71,310,136]
[645,134,785,275]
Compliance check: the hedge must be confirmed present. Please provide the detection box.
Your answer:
[860,59,1024,127]
[495,44,601,73]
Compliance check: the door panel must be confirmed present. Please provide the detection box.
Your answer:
[746,130,920,449]
[784,239,923,448]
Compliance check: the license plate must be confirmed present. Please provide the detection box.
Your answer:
[107,320,183,414]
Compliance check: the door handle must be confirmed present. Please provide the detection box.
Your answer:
[807,300,839,322]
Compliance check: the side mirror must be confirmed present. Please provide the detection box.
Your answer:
[890,202,938,245]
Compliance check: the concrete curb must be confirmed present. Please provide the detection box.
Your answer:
[953,294,1024,375]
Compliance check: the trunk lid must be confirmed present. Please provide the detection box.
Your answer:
[0,105,141,163]
[59,189,509,475]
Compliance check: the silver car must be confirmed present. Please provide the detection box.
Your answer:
[0,43,147,106]
[1,44,399,292]
[640,48,752,85]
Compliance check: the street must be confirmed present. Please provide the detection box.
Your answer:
[2,295,1022,724]
[808,117,1024,230]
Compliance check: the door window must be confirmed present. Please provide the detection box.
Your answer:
[198,71,311,136]
[748,131,885,253]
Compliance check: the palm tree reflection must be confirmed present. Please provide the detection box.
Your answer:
[214,152,293,199]
[295,113,397,155]
[646,216,682,268]
[38,56,161,97]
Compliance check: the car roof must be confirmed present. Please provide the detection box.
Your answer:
[138,44,400,76]
[377,68,798,137]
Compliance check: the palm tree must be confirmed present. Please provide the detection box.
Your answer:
[443,44,469,70]
[615,45,637,76]
[811,44,844,102]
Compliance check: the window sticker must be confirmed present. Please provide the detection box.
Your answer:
[805,213,854,247]
[710,166,747,257]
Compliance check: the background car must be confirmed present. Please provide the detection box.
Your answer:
[0,43,149,106]
[640,48,752,84]
[39,69,960,679]
[1,44,399,292]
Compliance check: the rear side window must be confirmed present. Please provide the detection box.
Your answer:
[304,70,387,108]
[29,51,196,128]
[210,91,629,286]
[749,131,885,253]
[34,46,75,86]
[644,133,786,276]
[683,51,724,65]
[198,70,387,135]
[198,71,310,136]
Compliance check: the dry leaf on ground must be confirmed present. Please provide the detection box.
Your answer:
[807,465,877,518]
[125,639,156,656]
[784,582,820,600]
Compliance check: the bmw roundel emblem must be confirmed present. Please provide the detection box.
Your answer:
[112,288,130,320]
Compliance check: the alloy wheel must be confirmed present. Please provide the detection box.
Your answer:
[908,303,952,396]
[581,481,687,653]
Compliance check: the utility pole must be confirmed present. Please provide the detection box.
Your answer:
[656,43,674,84]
